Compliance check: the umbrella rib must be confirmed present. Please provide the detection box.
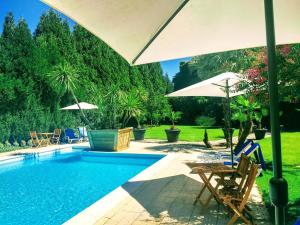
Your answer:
[132,0,190,64]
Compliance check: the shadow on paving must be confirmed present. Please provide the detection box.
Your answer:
[143,143,210,153]
[122,174,271,224]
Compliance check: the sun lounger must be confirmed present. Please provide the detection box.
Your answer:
[65,128,83,144]
[78,127,88,140]
[221,140,266,170]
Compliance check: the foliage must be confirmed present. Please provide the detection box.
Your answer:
[195,116,216,127]
[256,133,300,225]
[0,11,168,144]
[231,96,269,150]
[166,111,182,129]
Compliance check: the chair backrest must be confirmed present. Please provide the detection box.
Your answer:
[65,128,76,139]
[236,154,251,190]
[78,127,87,138]
[30,131,38,139]
[244,143,259,156]
[234,140,254,156]
[54,128,61,137]
[239,162,258,210]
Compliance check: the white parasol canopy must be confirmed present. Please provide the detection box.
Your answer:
[61,102,98,110]
[41,0,300,65]
[167,72,244,98]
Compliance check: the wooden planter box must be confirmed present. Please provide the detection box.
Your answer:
[87,127,132,151]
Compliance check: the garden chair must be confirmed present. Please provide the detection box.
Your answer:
[65,128,83,144]
[51,128,61,144]
[221,140,267,170]
[221,162,259,225]
[194,154,251,206]
[78,127,88,140]
[30,131,47,147]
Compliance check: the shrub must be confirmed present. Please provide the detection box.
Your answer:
[20,140,27,147]
[195,116,216,127]
[12,141,19,147]
[0,142,4,148]
[4,140,11,147]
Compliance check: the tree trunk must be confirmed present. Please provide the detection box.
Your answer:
[70,89,91,128]
[234,120,253,152]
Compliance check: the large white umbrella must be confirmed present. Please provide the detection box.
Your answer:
[167,72,245,166]
[167,72,244,98]
[42,0,300,66]
[42,0,298,223]
[61,102,98,110]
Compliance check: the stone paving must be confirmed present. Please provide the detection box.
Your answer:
[0,139,271,225]
[94,141,271,225]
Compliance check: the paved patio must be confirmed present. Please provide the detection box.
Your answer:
[0,140,271,225]
[91,141,271,225]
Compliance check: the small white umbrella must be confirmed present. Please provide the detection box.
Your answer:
[61,102,98,110]
[61,102,98,137]
[167,72,245,166]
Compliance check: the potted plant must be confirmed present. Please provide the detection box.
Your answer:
[253,108,269,140]
[133,112,147,141]
[165,110,182,142]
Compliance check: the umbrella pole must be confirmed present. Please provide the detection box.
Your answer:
[264,1,288,225]
[225,80,234,168]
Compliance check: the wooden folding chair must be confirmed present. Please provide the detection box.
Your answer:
[215,153,251,191]
[222,162,259,225]
[194,154,251,206]
[30,131,47,147]
[51,128,61,144]
[196,168,226,206]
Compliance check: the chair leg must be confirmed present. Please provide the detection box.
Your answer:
[194,173,214,205]
[227,213,239,225]
[203,177,223,207]
[194,184,207,205]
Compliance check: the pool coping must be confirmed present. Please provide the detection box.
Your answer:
[63,151,174,225]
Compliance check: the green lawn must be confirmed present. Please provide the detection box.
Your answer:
[144,125,238,142]
[257,132,300,224]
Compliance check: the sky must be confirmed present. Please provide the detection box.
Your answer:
[0,0,190,78]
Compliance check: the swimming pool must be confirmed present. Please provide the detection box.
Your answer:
[0,149,164,225]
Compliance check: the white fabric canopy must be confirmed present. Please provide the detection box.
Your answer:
[61,102,98,110]
[42,0,300,65]
[167,72,244,98]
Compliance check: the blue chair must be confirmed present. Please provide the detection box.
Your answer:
[222,140,267,170]
[78,127,88,139]
[65,128,83,144]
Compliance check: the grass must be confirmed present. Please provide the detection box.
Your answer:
[144,125,238,142]
[256,132,300,224]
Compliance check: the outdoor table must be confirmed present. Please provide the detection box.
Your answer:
[37,132,54,146]
[191,162,233,206]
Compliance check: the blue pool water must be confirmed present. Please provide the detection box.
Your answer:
[0,149,164,225]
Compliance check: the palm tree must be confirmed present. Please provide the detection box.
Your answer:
[48,62,90,126]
